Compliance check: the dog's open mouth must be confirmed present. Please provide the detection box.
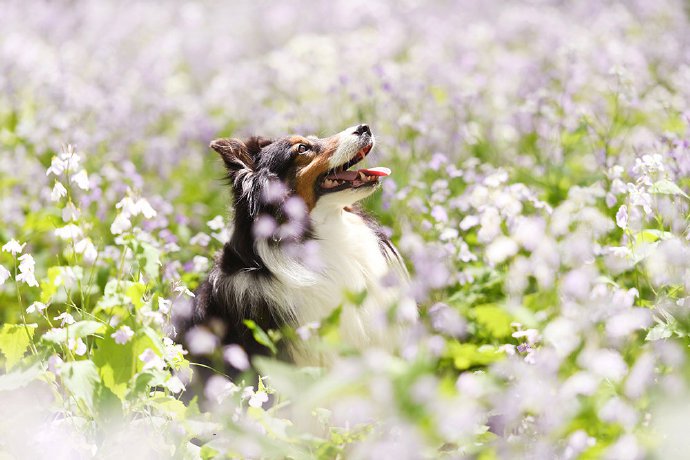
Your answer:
[319,144,391,194]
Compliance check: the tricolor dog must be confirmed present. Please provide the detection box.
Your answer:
[181,124,412,368]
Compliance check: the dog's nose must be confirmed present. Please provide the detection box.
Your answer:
[353,124,371,136]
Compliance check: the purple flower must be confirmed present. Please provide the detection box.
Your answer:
[252,215,278,239]
[223,345,250,370]
[616,205,628,229]
[111,325,134,345]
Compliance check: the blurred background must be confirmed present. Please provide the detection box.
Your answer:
[1,1,690,458]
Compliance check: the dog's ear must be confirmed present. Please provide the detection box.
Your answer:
[210,138,255,175]
[244,136,274,160]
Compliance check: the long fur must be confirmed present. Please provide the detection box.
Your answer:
[178,125,412,369]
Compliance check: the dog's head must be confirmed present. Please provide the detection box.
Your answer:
[210,124,390,214]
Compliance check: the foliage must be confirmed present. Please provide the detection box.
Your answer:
[1,1,690,458]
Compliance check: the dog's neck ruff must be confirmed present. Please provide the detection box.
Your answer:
[212,200,411,366]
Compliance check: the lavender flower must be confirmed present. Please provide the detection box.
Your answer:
[111,326,134,345]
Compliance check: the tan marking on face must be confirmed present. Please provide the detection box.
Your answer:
[289,135,309,145]
[294,135,340,210]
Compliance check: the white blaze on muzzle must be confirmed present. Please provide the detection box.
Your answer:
[327,125,375,169]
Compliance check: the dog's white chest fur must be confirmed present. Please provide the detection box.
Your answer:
[255,202,408,366]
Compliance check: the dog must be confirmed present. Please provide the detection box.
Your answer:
[180,124,412,369]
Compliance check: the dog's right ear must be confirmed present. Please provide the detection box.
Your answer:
[209,138,255,175]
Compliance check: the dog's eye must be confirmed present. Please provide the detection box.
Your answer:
[297,144,310,153]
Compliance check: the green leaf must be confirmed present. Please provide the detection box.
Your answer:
[61,360,101,414]
[649,179,689,199]
[445,342,503,370]
[0,323,37,370]
[0,362,43,391]
[254,357,318,401]
[243,320,277,355]
[129,372,157,399]
[138,242,161,280]
[472,304,513,339]
[344,289,368,307]
[125,282,147,309]
[635,229,673,245]
[645,323,672,341]
[200,445,220,460]
[41,320,105,344]
[137,326,166,355]
[40,266,62,304]
[149,395,187,418]
[92,333,135,401]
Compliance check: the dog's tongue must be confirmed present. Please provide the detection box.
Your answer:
[327,167,391,181]
[361,167,391,177]
[328,170,360,181]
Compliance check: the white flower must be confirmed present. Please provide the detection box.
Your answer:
[46,156,67,176]
[116,196,157,219]
[192,256,209,272]
[616,205,628,230]
[110,213,132,235]
[135,198,157,219]
[54,224,83,241]
[51,182,67,201]
[211,228,230,244]
[71,169,90,190]
[512,328,540,345]
[205,375,238,404]
[190,232,211,247]
[17,253,35,271]
[139,348,166,371]
[26,301,48,314]
[296,321,320,341]
[162,336,188,361]
[164,376,186,394]
[116,196,137,215]
[54,312,75,326]
[59,144,81,170]
[185,327,218,355]
[2,239,25,255]
[16,254,38,287]
[241,386,255,400]
[143,310,164,326]
[47,354,64,375]
[74,238,98,263]
[0,265,10,285]
[111,325,134,345]
[485,236,518,265]
[158,297,172,314]
[477,207,501,242]
[207,215,225,231]
[16,271,38,287]
[223,345,250,370]
[497,344,516,356]
[173,283,195,298]
[68,337,87,356]
[61,202,80,222]
[248,391,269,408]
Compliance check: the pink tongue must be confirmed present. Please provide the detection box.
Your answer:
[326,167,392,180]
[361,167,391,177]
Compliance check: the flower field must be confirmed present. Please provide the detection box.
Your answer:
[1,1,690,458]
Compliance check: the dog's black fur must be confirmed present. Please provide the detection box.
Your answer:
[175,126,401,381]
